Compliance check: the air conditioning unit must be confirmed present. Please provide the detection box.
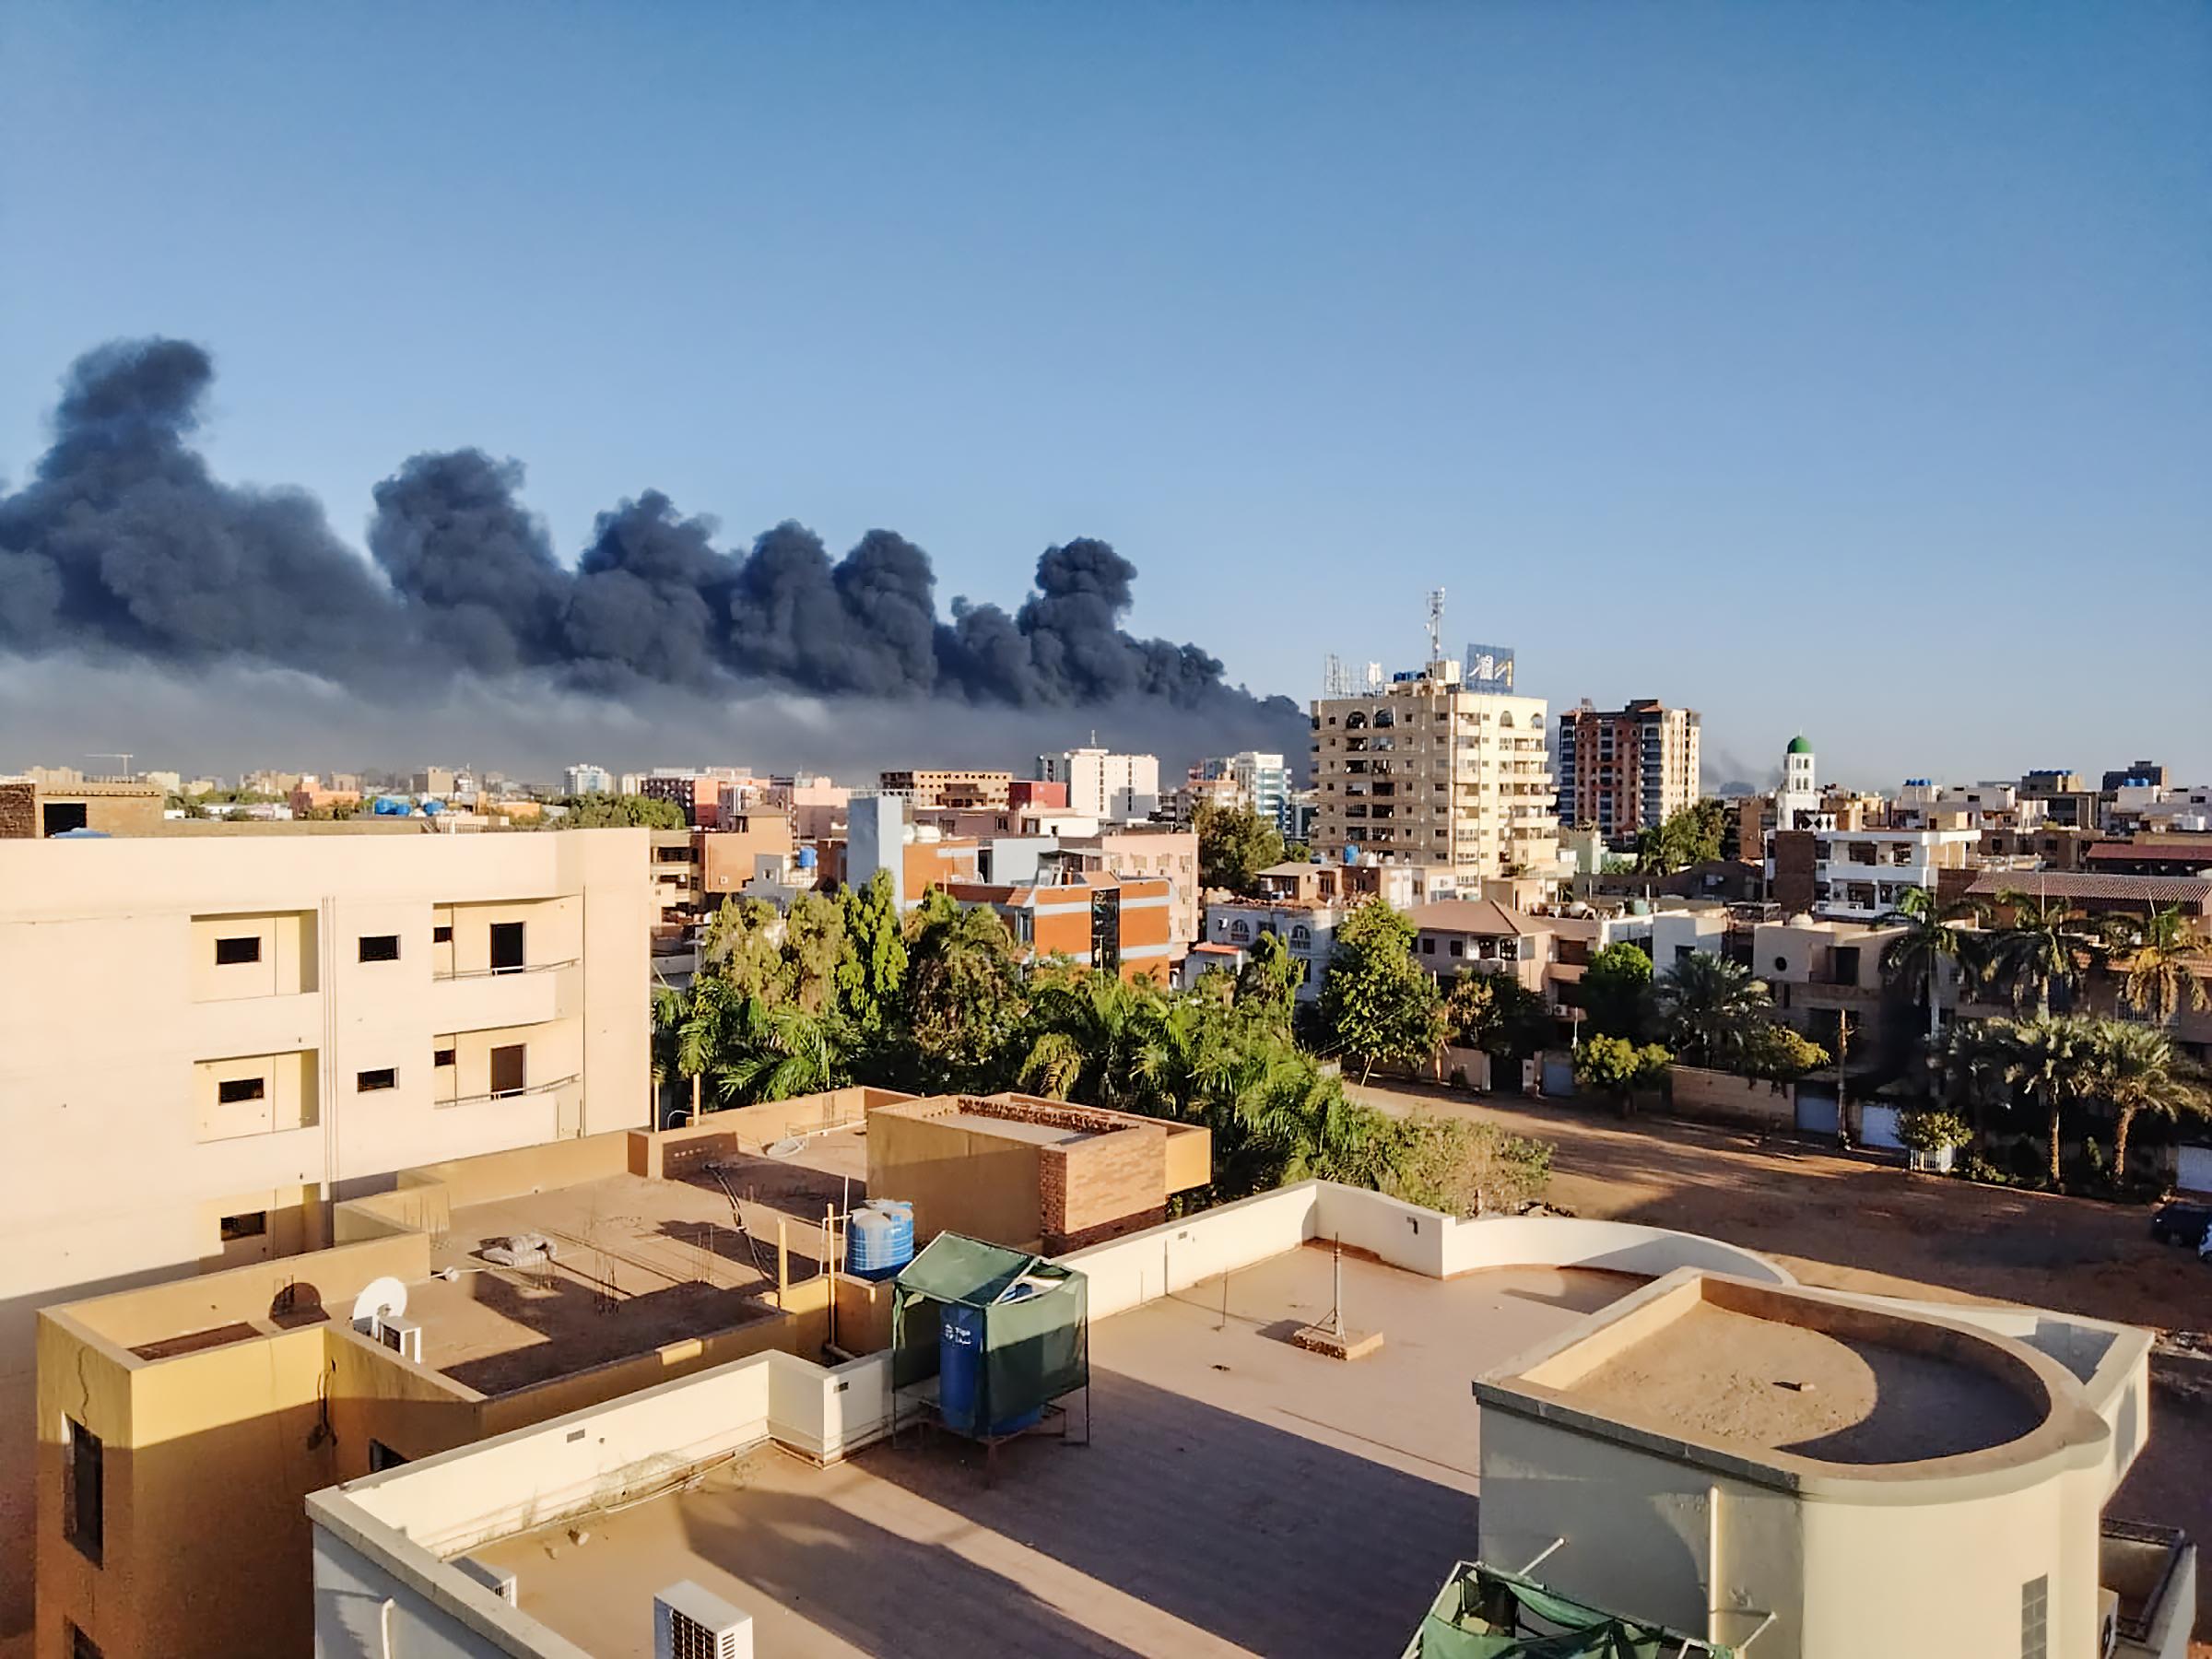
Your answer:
[376,1315,423,1364]
[454,1556,518,1605]
[655,1582,752,1659]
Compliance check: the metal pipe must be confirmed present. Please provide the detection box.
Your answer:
[1518,1536,1566,1576]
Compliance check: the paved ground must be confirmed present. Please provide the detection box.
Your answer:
[1354,1078,2212,1644]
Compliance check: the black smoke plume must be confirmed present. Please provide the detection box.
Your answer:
[2,338,1301,755]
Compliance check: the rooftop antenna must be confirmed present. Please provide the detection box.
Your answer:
[1425,589,1445,662]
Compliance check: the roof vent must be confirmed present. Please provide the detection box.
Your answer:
[655,1581,752,1659]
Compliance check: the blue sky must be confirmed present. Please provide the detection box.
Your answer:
[4,1,2206,784]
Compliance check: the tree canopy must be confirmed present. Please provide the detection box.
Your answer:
[1580,942,1656,1042]
[558,792,686,829]
[1194,799,1287,895]
[1316,901,1448,1081]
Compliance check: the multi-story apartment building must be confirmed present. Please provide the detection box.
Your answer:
[1779,824,1982,921]
[1310,657,1559,877]
[1198,751,1294,834]
[877,769,1013,810]
[1036,748,1160,821]
[562,762,613,796]
[944,861,1173,981]
[0,830,651,1637]
[1553,699,1700,841]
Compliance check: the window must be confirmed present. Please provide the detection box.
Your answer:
[68,1622,102,1659]
[214,935,262,966]
[1676,946,1695,965]
[357,1068,397,1092]
[431,924,453,945]
[358,935,400,963]
[218,1077,266,1105]
[489,1044,527,1097]
[219,1210,267,1242]
[1420,937,1435,955]
[1449,939,1464,957]
[433,1047,456,1069]
[2020,1575,2047,1659]
[42,802,88,836]
[65,1418,102,1563]
[489,922,526,973]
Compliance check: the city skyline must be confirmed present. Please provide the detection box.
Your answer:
[4,3,2206,784]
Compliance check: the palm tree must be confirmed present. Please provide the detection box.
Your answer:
[1926,1018,2010,1152]
[2117,905,2212,1027]
[1655,954,1774,1069]
[1998,1014,2097,1187]
[1018,971,1161,1111]
[711,999,855,1106]
[1877,888,1982,1043]
[2083,1021,2208,1182]
[1979,891,2113,1018]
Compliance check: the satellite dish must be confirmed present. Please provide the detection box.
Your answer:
[766,1136,806,1159]
[352,1276,409,1327]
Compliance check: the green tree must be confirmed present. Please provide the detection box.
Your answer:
[1443,971,1553,1068]
[1316,901,1448,1082]
[1378,1114,1554,1218]
[1580,942,1656,1042]
[2117,905,2212,1027]
[834,871,909,1031]
[1193,800,1287,896]
[1018,970,1162,1111]
[1574,1034,1671,1110]
[899,893,1029,1093]
[780,888,846,1013]
[709,999,856,1105]
[1655,953,1774,1069]
[1980,892,2113,1018]
[1738,1022,1830,1082]
[1233,930,1301,1035]
[1926,1018,2012,1151]
[699,897,789,1001]
[1997,1014,2097,1188]
[1633,801,1725,875]
[2083,1020,2207,1182]
[558,793,686,829]
[1878,887,1983,1043]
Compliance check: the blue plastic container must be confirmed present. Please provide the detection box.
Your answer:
[845,1203,913,1280]
[937,1302,985,1433]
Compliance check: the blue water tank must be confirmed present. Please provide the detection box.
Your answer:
[372,795,412,816]
[1341,844,1359,865]
[796,844,818,869]
[937,1302,985,1433]
[845,1205,912,1279]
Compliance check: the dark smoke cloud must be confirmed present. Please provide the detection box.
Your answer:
[1,337,1301,752]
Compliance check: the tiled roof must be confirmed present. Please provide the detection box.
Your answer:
[1407,898,1541,936]
[1965,871,2212,905]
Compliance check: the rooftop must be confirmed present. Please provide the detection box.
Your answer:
[463,1245,1642,1658]
[1486,1272,2100,1478]
[1965,870,2212,905]
[1408,898,1540,936]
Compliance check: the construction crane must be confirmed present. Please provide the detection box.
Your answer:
[85,752,135,781]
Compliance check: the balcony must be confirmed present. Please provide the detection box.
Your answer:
[432,958,579,1031]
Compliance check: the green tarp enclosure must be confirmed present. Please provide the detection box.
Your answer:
[890,1232,1088,1440]
[1405,1562,1735,1659]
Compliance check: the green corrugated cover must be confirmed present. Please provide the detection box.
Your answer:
[888,1231,1090,1430]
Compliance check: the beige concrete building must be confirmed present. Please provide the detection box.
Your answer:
[1311,657,1559,877]
[1478,1268,2174,1657]
[0,777,165,839]
[0,830,653,1642]
[877,769,1013,809]
[303,1179,2190,1658]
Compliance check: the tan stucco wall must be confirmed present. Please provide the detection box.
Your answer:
[866,1108,1045,1251]
[0,830,652,1638]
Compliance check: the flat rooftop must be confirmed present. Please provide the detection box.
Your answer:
[466,1244,1643,1656]
[1555,1300,2041,1463]
[412,1138,863,1395]
[1505,1274,2053,1468]
[934,1109,1092,1145]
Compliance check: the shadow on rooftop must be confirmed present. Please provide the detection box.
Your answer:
[852,1367,1477,1657]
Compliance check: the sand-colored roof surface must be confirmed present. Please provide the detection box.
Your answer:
[1557,1299,2042,1463]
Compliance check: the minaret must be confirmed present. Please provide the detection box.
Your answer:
[1776,734,1818,830]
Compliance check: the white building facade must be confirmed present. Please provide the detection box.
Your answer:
[1039,748,1161,821]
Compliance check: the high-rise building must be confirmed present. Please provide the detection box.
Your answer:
[562,762,613,796]
[1553,700,1700,841]
[1310,656,1559,876]
[1200,751,1293,834]
[1036,748,1160,821]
